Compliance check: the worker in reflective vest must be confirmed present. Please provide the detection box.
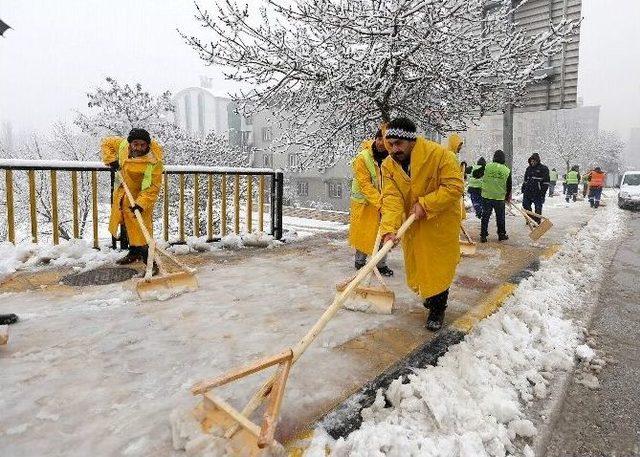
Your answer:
[587,166,607,208]
[467,157,486,219]
[101,128,164,266]
[480,150,511,243]
[565,166,581,203]
[348,128,393,276]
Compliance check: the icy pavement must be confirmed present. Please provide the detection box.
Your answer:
[306,200,628,456]
[0,197,613,456]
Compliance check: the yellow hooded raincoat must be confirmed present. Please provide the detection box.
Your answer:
[348,140,382,255]
[380,137,464,298]
[101,137,164,247]
[446,133,467,220]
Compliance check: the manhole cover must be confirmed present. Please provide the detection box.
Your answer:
[61,267,139,287]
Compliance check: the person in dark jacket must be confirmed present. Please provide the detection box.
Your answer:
[467,157,486,219]
[521,153,550,224]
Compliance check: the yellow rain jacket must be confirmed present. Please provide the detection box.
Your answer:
[348,140,382,255]
[101,137,164,247]
[380,137,464,299]
[446,133,467,220]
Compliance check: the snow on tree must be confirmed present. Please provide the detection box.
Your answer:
[531,116,625,178]
[1,124,99,242]
[75,77,252,168]
[182,0,579,170]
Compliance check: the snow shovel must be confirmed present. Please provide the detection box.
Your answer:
[335,228,395,314]
[184,215,416,456]
[510,203,553,241]
[0,325,8,345]
[117,172,198,300]
[459,224,477,256]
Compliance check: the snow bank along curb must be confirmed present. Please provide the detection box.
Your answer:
[303,204,626,457]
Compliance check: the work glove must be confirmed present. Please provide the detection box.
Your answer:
[109,160,119,171]
[130,204,144,214]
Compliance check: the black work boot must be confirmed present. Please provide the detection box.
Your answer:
[480,235,488,243]
[139,246,160,276]
[116,247,143,265]
[377,266,394,277]
[426,305,447,331]
[355,262,365,270]
[498,233,509,241]
[0,313,18,325]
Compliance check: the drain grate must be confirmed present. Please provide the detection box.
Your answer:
[61,267,139,287]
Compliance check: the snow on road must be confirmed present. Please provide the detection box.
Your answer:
[307,202,627,457]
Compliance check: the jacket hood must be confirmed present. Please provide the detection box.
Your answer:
[447,134,463,154]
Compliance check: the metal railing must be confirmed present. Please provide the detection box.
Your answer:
[0,159,284,247]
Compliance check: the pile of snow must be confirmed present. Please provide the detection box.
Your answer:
[0,239,121,282]
[307,204,626,457]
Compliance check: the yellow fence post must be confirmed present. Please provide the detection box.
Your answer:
[163,174,169,243]
[193,173,200,237]
[259,176,265,233]
[5,170,15,243]
[246,175,253,233]
[50,170,59,245]
[221,175,227,238]
[234,175,240,234]
[71,171,79,238]
[28,169,38,244]
[207,175,213,241]
[91,171,99,249]
[179,173,185,243]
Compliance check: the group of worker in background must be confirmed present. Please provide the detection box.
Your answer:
[348,125,609,333]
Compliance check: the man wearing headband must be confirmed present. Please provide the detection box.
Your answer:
[380,117,464,331]
[348,128,393,276]
[101,128,164,269]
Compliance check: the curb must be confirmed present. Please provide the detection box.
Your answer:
[285,243,561,454]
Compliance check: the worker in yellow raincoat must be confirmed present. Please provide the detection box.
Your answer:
[446,133,467,221]
[348,128,393,276]
[381,118,464,331]
[101,128,163,269]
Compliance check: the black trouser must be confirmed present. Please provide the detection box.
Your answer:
[566,184,579,202]
[480,198,506,237]
[468,187,483,218]
[423,288,449,310]
[523,193,544,224]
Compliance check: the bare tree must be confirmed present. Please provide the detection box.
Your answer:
[182,0,579,169]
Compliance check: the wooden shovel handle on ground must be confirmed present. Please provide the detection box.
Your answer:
[223,214,417,439]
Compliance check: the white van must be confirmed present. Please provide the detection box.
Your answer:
[618,171,640,210]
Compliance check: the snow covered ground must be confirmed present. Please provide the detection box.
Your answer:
[0,196,622,457]
[306,200,627,457]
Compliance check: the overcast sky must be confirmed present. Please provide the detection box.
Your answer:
[1,0,638,142]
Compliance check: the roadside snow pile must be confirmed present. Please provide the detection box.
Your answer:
[0,239,121,281]
[307,205,626,457]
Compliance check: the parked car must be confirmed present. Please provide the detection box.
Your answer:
[618,171,640,210]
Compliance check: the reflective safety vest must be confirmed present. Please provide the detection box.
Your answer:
[350,147,378,203]
[116,140,161,191]
[481,162,510,200]
[549,170,558,182]
[566,170,579,184]
[589,171,606,188]
[467,165,483,189]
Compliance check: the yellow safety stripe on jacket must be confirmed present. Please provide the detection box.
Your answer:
[350,147,378,203]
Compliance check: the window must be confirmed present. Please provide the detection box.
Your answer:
[263,153,274,168]
[262,127,272,142]
[244,115,252,126]
[328,181,343,199]
[288,153,300,168]
[296,180,309,197]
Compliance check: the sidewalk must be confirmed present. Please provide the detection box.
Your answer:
[544,212,640,457]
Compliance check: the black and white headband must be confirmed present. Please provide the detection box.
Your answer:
[385,128,418,140]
